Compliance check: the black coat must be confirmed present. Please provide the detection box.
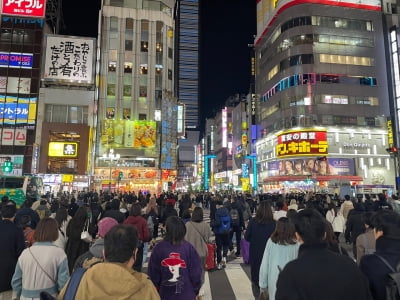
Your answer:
[244,218,276,284]
[65,218,90,272]
[276,243,372,300]
[0,219,25,292]
[345,210,366,243]
[360,236,400,300]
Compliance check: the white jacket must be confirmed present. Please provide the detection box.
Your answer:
[326,209,345,233]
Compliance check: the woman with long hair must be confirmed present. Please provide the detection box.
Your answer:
[259,217,299,299]
[244,201,276,299]
[148,216,202,300]
[53,207,71,250]
[145,196,160,248]
[64,206,91,272]
[326,203,345,240]
[12,218,69,299]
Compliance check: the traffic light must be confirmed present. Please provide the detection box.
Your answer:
[2,159,13,173]
[316,156,327,161]
[118,171,123,180]
[386,147,398,154]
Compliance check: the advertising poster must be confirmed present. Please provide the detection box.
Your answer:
[267,157,355,176]
[100,119,156,149]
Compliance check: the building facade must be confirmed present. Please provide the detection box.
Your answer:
[95,0,177,194]
[254,0,395,195]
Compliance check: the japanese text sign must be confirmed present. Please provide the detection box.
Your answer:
[0,128,27,145]
[43,35,95,84]
[276,129,328,157]
[1,0,46,18]
[48,142,78,158]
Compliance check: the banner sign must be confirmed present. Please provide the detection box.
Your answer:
[43,35,95,84]
[267,157,355,176]
[0,52,33,69]
[48,142,78,158]
[1,0,46,18]
[0,95,37,124]
[276,129,328,158]
[0,128,27,145]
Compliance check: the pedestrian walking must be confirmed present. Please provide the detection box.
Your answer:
[244,200,276,299]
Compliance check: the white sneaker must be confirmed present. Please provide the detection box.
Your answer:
[217,263,222,270]
[222,257,227,267]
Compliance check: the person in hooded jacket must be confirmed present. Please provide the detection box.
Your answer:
[123,203,150,272]
[58,225,160,300]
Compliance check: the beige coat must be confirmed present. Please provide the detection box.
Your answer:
[185,221,212,258]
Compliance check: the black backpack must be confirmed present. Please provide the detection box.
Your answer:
[230,208,239,227]
[375,254,400,300]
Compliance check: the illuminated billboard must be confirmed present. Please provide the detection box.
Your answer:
[0,52,33,69]
[276,129,328,158]
[0,95,37,125]
[1,0,46,18]
[101,120,156,149]
[42,35,95,85]
[222,107,227,148]
[48,142,78,158]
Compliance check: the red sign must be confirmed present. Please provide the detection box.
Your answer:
[276,129,328,158]
[1,0,46,18]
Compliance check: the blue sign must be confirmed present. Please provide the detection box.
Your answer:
[0,52,33,69]
[0,103,29,120]
[242,163,249,178]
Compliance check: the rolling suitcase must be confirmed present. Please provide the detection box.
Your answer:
[240,238,250,264]
[205,243,216,270]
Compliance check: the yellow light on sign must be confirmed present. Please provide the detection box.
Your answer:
[62,174,74,182]
[48,142,78,157]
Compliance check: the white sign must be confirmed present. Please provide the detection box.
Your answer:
[43,35,95,84]
[0,77,31,94]
[0,128,27,145]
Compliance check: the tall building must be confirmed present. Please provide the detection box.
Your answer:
[254,0,395,195]
[95,0,177,194]
[175,0,200,129]
[0,2,49,176]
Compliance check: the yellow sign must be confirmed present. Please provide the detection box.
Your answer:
[387,120,394,147]
[62,174,74,182]
[48,142,78,157]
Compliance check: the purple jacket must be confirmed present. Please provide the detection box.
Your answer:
[147,240,202,300]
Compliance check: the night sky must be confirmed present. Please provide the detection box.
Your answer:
[62,0,256,127]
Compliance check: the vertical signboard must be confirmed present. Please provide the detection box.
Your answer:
[222,107,227,148]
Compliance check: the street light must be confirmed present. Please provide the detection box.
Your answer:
[102,148,120,193]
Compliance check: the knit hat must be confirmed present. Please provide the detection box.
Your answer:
[98,217,118,238]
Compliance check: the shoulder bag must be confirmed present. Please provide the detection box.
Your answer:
[81,218,92,243]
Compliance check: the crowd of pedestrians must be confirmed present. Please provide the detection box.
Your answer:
[0,189,399,300]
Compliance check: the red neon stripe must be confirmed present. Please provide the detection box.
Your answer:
[255,0,381,46]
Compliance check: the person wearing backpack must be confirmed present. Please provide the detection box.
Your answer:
[229,197,245,258]
[211,199,231,270]
[360,210,400,300]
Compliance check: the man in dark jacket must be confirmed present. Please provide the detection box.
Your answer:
[212,199,231,269]
[0,201,25,299]
[360,210,400,300]
[229,197,245,257]
[345,202,366,258]
[276,208,372,300]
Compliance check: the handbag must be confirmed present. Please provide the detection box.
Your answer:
[81,218,92,243]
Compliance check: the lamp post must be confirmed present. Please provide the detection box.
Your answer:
[102,148,120,193]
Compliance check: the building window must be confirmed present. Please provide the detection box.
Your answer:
[45,104,88,124]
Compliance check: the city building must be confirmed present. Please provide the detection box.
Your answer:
[94,0,178,195]
[0,2,49,176]
[254,0,395,196]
